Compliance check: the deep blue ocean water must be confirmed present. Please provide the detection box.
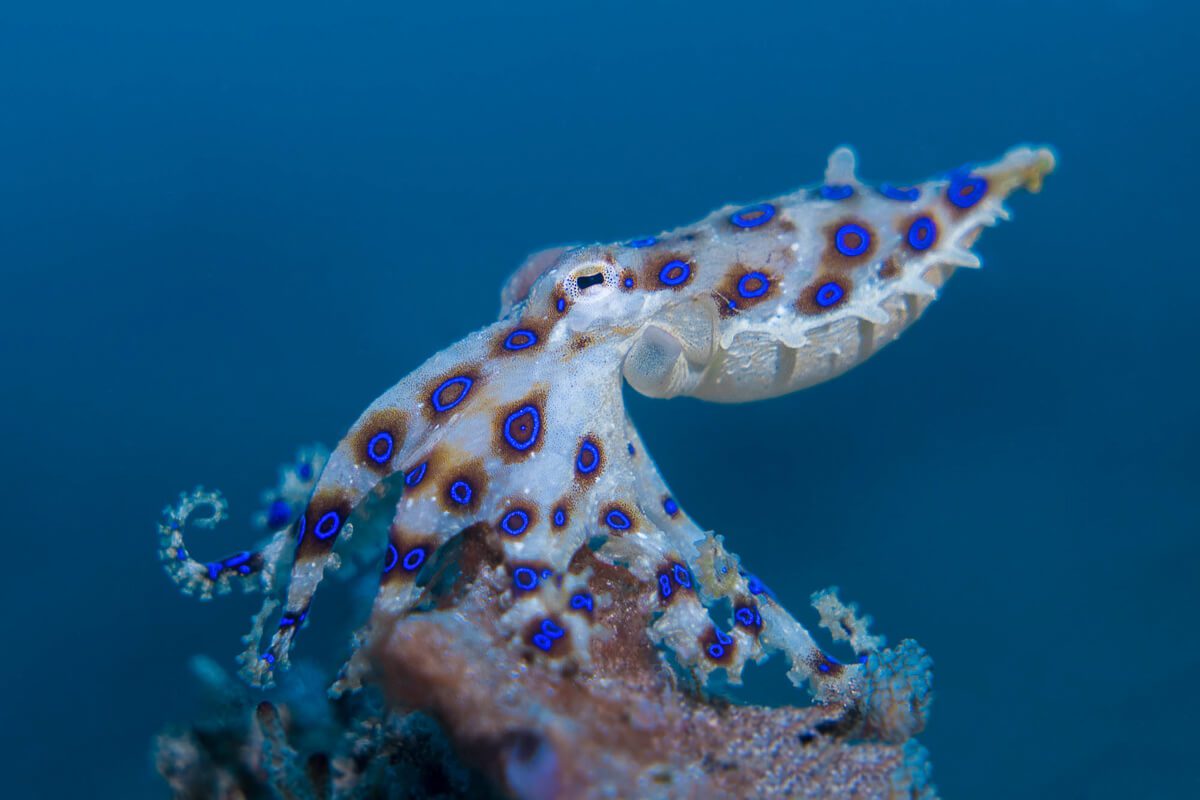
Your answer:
[3,2,1197,797]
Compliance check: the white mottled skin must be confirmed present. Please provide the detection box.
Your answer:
[217,146,1055,699]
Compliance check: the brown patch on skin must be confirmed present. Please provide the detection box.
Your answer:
[899,211,941,256]
[713,263,781,319]
[398,442,458,499]
[618,268,637,292]
[599,501,638,535]
[551,287,571,316]
[796,275,854,316]
[698,627,737,667]
[490,319,550,358]
[733,600,763,636]
[808,652,846,679]
[569,334,593,352]
[822,218,878,270]
[725,204,796,235]
[439,459,490,515]
[495,500,539,538]
[942,173,991,220]
[294,489,356,560]
[492,389,548,464]
[350,407,409,476]
[382,525,440,586]
[655,560,695,607]
[523,615,571,659]
[879,254,903,281]
[421,364,483,422]
[573,435,605,484]
[642,252,697,292]
[549,498,572,533]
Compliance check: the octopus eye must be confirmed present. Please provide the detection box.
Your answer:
[575,271,605,292]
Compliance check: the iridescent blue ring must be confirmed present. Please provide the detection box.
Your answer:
[503,405,541,450]
[314,511,340,540]
[404,462,428,487]
[503,329,538,351]
[663,497,679,516]
[513,567,538,591]
[730,203,775,228]
[540,619,564,639]
[707,644,726,659]
[623,276,634,288]
[907,216,936,251]
[500,509,530,536]
[658,259,690,286]
[448,480,472,505]
[552,507,567,527]
[735,607,758,627]
[431,375,473,412]
[383,543,399,573]
[532,633,553,651]
[658,574,673,599]
[605,509,632,530]
[570,593,594,612]
[820,184,853,201]
[947,172,988,208]
[815,282,845,308]
[367,431,394,464]
[576,440,600,474]
[628,236,657,248]
[880,183,919,202]
[834,223,871,257]
[737,271,769,299]
[556,297,566,313]
[672,563,692,588]
[402,547,426,572]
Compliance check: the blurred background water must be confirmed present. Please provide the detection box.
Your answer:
[2,1,1197,797]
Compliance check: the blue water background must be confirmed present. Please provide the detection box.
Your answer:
[2,2,1197,797]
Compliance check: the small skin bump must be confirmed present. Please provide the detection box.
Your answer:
[796,275,853,316]
[350,408,408,475]
[714,264,780,318]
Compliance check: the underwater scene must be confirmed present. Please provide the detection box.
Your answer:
[2,1,1197,798]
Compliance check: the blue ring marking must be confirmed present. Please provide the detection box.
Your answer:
[383,543,399,573]
[605,509,632,530]
[262,652,276,665]
[736,271,769,299]
[500,509,530,536]
[576,440,600,474]
[503,405,541,450]
[628,236,657,248]
[552,507,567,527]
[815,282,845,308]
[627,442,635,456]
[818,661,831,673]
[541,619,565,639]
[834,223,871,257]
[402,547,426,572]
[730,202,775,229]
[555,297,566,313]
[820,184,853,201]
[532,633,553,651]
[431,375,473,412]
[880,183,919,202]
[294,514,306,546]
[623,276,634,288]
[205,561,221,581]
[314,511,341,540]
[513,567,539,591]
[279,614,298,628]
[448,480,473,505]
[266,499,292,529]
[907,216,936,250]
[297,462,313,481]
[947,172,988,208]
[672,563,692,588]
[663,497,678,516]
[715,629,733,645]
[404,461,428,487]
[540,568,552,579]
[570,593,594,612]
[735,607,758,627]
[706,643,726,660]
[367,431,394,464]
[503,329,538,351]
[658,259,691,286]
[658,574,673,599]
